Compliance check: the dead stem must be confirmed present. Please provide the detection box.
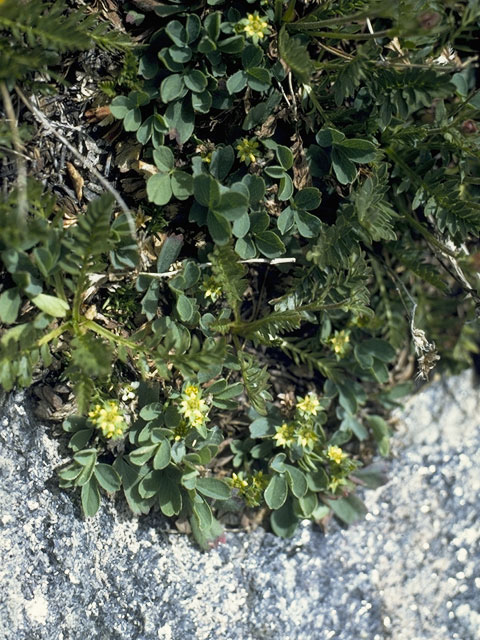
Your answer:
[14,85,138,246]
[0,81,28,223]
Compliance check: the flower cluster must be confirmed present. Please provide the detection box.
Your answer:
[296,392,321,416]
[326,444,348,465]
[120,380,139,402]
[236,137,260,164]
[88,400,128,439]
[273,392,324,450]
[230,470,267,507]
[273,421,319,450]
[324,445,357,493]
[329,329,351,357]
[239,12,270,42]
[178,384,209,429]
[201,275,222,302]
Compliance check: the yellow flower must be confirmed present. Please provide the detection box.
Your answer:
[296,392,321,416]
[273,422,296,448]
[251,470,267,490]
[296,426,318,449]
[231,472,249,489]
[329,330,350,357]
[241,12,270,41]
[88,401,128,439]
[327,475,347,493]
[184,384,200,398]
[172,420,192,441]
[326,445,348,465]
[179,384,209,429]
[202,276,222,302]
[236,137,260,164]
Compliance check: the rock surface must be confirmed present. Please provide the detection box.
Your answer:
[1,371,479,640]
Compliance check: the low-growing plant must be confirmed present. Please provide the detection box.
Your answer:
[1,0,480,548]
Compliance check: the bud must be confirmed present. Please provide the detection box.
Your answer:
[418,11,441,30]
[461,120,478,135]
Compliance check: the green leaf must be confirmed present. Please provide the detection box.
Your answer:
[294,209,321,238]
[298,492,318,517]
[165,20,187,46]
[232,212,250,238]
[156,235,183,273]
[157,468,182,516]
[196,477,231,500]
[277,207,294,234]
[336,138,377,163]
[284,464,308,498]
[129,444,157,466]
[331,147,357,184]
[264,473,288,509]
[31,293,69,318]
[0,288,22,324]
[246,67,271,92]
[186,13,201,43]
[165,98,194,144]
[171,170,193,199]
[218,35,245,54]
[242,44,263,69]
[177,294,194,322]
[138,470,162,499]
[249,417,275,438]
[235,236,256,259]
[110,95,131,119]
[193,174,220,207]
[270,497,299,538]
[255,231,286,258]
[147,173,172,205]
[270,453,287,473]
[153,439,171,470]
[278,174,294,201]
[153,146,175,172]
[366,415,391,456]
[207,210,231,245]
[278,26,313,83]
[161,74,185,102]
[327,494,368,524]
[210,146,234,181]
[94,463,121,493]
[192,90,212,113]
[68,429,94,452]
[81,477,101,517]
[184,69,208,93]
[214,191,249,221]
[226,70,247,94]
[123,108,142,132]
[276,145,293,171]
[294,187,322,210]
[353,462,389,489]
[336,382,357,415]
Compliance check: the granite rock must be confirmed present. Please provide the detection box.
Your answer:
[0,371,479,640]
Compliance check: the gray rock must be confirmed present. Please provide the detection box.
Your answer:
[0,371,479,640]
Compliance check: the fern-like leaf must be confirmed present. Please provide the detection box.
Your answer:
[60,193,115,277]
[208,244,247,316]
[239,352,272,416]
[278,26,313,84]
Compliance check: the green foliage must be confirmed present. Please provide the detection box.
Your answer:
[2,0,480,548]
[0,0,130,83]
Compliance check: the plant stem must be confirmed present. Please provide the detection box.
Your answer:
[83,319,144,351]
[37,322,71,347]
[0,81,27,224]
[291,27,390,40]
